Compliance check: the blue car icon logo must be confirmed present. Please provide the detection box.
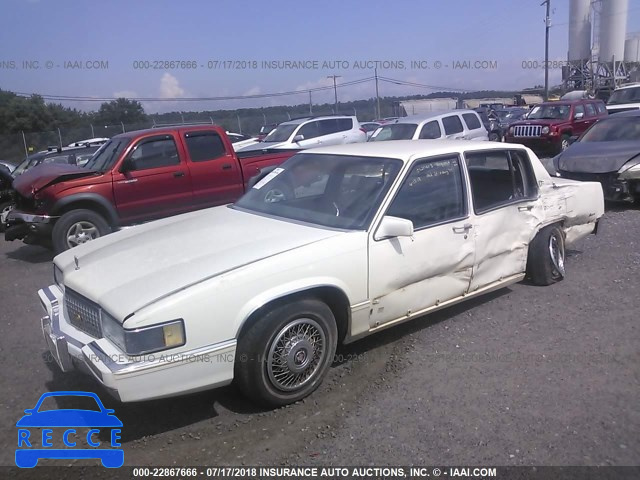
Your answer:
[16,391,123,468]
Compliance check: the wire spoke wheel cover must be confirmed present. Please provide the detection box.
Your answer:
[267,318,326,392]
[548,232,565,279]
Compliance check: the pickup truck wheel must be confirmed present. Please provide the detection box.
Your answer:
[526,224,566,286]
[52,209,111,253]
[0,201,13,233]
[235,298,338,407]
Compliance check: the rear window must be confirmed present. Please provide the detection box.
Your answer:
[442,115,464,135]
[462,113,482,130]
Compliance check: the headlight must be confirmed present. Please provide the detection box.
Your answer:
[541,126,550,134]
[53,264,63,288]
[102,312,186,356]
[508,126,514,134]
[619,162,640,173]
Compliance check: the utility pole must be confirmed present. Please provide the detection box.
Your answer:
[375,68,381,120]
[327,75,341,113]
[542,0,551,101]
[309,91,313,115]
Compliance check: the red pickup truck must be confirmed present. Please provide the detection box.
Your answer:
[5,125,296,253]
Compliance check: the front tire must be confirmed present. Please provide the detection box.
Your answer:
[526,224,566,285]
[235,298,338,407]
[559,134,571,153]
[52,209,111,254]
[0,201,13,233]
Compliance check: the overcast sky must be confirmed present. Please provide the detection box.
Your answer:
[1,0,639,113]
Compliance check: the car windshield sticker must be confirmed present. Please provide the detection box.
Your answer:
[253,167,284,190]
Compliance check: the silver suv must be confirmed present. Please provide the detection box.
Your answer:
[369,110,489,142]
[238,115,367,152]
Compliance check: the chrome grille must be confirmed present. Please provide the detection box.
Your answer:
[65,288,102,338]
[513,125,542,137]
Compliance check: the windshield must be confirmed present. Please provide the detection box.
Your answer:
[369,124,418,141]
[580,117,640,142]
[608,87,640,106]
[12,154,45,176]
[527,104,570,120]
[263,124,298,143]
[85,138,130,172]
[234,153,403,230]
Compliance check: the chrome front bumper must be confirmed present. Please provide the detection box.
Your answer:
[39,285,237,402]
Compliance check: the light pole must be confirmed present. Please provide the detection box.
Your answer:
[541,0,551,101]
[327,75,341,113]
[375,68,381,120]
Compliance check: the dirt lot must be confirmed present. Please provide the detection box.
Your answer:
[0,205,638,468]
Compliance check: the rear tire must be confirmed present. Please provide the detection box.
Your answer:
[526,224,566,286]
[52,209,111,254]
[235,298,338,407]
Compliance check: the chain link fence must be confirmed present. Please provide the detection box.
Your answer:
[0,104,384,164]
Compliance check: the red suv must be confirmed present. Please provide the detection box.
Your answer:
[504,99,608,154]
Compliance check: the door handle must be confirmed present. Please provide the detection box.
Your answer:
[518,205,533,211]
[173,171,185,177]
[222,163,232,170]
[452,223,473,233]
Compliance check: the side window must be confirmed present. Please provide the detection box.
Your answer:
[442,115,464,135]
[573,104,585,118]
[596,102,607,114]
[184,132,226,162]
[585,103,596,117]
[462,113,482,130]
[336,118,353,132]
[319,119,340,135]
[465,149,536,214]
[297,121,321,140]
[127,136,179,171]
[418,120,442,139]
[386,155,466,229]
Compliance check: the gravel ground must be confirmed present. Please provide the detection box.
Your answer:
[0,204,638,469]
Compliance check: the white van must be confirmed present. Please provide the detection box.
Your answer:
[369,110,489,142]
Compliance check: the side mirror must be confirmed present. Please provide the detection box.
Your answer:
[120,158,135,173]
[569,135,579,145]
[293,134,305,143]
[374,216,414,241]
[574,112,584,120]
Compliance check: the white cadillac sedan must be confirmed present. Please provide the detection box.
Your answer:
[39,140,604,407]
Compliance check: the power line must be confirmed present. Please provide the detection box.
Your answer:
[14,77,375,103]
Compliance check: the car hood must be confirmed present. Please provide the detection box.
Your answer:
[57,206,343,321]
[556,141,640,173]
[13,163,98,197]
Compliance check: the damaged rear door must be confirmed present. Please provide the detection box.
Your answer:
[464,149,540,292]
[368,154,475,328]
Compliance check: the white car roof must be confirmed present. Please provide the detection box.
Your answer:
[390,110,479,124]
[304,139,527,162]
[278,115,357,126]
